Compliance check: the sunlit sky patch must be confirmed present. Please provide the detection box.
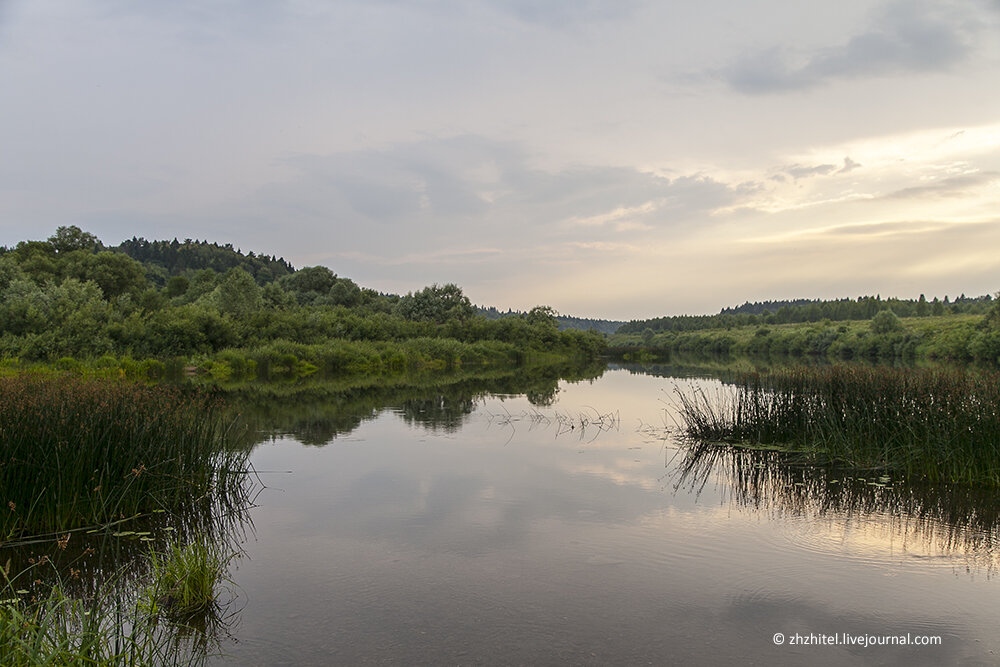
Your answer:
[2,0,998,318]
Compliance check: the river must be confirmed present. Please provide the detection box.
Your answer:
[209,363,1000,665]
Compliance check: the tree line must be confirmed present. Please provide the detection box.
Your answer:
[618,294,994,334]
[0,227,605,367]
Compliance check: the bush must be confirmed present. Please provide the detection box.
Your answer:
[871,309,903,334]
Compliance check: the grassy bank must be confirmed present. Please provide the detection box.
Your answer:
[674,365,1000,486]
[0,325,605,388]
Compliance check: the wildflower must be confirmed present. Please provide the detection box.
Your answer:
[56,533,70,550]
[7,501,14,512]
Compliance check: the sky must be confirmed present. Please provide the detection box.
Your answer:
[1,0,999,319]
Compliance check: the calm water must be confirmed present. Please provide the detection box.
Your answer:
[210,365,1000,665]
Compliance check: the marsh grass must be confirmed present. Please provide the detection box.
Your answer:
[0,375,247,539]
[674,365,1000,485]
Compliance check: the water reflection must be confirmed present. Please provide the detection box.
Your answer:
[673,441,1000,573]
[227,360,605,446]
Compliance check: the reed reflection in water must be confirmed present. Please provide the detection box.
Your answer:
[673,439,1000,574]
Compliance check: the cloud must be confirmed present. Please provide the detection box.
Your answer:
[484,0,642,26]
[816,219,952,238]
[839,157,862,173]
[355,0,642,27]
[880,172,998,200]
[247,135,748,304]
[776,156,863,181]
[260,136,743,244]
[784,163,838,179]
[719,1,976,93]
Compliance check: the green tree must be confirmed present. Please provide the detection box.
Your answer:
[48,225,101,254]
[395,283,475,324]
[213,268,263,317]
[279,266,337,304]
[165,275,190,298]
[0,256,25,291]
[982,292,1000,330]
[62,251,147,299]
[325,278,363,307]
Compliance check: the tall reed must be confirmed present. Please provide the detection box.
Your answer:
[0,375,246,538]
[674,365,1000,485]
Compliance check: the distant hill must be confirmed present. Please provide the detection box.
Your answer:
[555,315,625,335]
[479,306,624,334]
[720,298,829,315]
[618,294,994,333]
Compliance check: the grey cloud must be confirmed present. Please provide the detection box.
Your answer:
[362,0,642,26]
[780,157,861,180]
[881,172,997,199]
[721,1,975,93]
[94,0,295,40]
[250,135,747,289]
[265,136,742,236]
[839,157,862,173]
[275,136,520,224]
[486,0,642,26]
[785,163,837,179]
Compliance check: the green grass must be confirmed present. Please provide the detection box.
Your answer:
[0,375,247,539]
[140,538,234,629]
[674,365,1000,485]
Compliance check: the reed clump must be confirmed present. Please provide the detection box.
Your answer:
[675,365,1000,485]
[0,375,245,538]
[140,538,234,629]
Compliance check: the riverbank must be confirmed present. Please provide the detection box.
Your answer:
[609,313,1000,364]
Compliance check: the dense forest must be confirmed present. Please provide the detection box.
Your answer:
[0,227,605,375]
[116,236,296,286]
